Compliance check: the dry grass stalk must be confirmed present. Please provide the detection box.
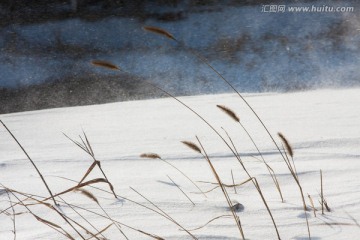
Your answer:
[0,120,57,206]
[18,192,89,240]
[79,161,97,185]
[83,223,113,240]
[35,214,75,240]
[75,187,129,239]
[95,202,129,239]
[344,211,360,229]
[321,170,324,215]
[64,132,117,198]
[142,151,206,197]
[91,60,120,71]
[4,189,16,240]
[143,26,176,41]
[130,187,197,239]
[52,176,186,239]
[181,141,202,153]
[278,135,311,239]
[198,177,253,194]
[231,170,237,194]
[184,215,231,231]
[57,195,164,240]
[58,196,107,240]
[88,223,113,240]
[43,178,110,201]
[308,193,317,217]
[216,105,240,122]
[34,214,62,229]
[4,184,164,240]
[319,171,330,213]
[221,129,281,239]
[2,186,76,240]
[250,155,283,202]
[167,175,195,206]
[196,136,245,239]
[199,178,253,187]
[324,199,330,212]
[236,122,284,202]
[219,113,284,202]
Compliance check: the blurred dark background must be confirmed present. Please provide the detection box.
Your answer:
[1,0,281,25]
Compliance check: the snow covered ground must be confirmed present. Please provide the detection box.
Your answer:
[0,88,359,239]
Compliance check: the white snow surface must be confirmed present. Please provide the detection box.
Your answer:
[0,88,359,239]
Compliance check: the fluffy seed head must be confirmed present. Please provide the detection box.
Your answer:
[91,60,120,71]
[75,188,98,204]
[181,141,202,153]
[140,153,161,159]
[278,132,294,158]
[143,26,176,41]
[216,105,240,122]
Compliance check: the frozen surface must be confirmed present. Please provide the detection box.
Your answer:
[0,88,359,239]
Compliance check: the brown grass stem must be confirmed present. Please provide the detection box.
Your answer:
[57,196,106,240]
[1,186,77,239]
[167,175,195,205]
[237,122,284,202]
[23,193,88,240]
[141,153,206,198]
[0,120,57,206]
[3,185,164,239]
[72,188,129,239]
[216,104,283,202]
[195,177,253,194]
[308,194,317,217]
[183,215,232,231]
[278,135,311,239]
[4,189,16,240]
[221,129,281,239]
[231,170,237,194]
[321,170,324,215]
[64,133,117,198]
[47,175,190,238]
[196,136,245,239]
[130,187,197,239]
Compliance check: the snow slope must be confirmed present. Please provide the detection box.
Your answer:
[0,88,359,239]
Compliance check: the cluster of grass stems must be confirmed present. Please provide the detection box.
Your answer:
[0,25,338,239]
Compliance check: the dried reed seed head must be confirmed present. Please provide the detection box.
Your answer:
[216,105,240,122]
[181,141,202,153]
[140,153,161,159]
[278,132,294,158]
[91,60,120,71]
[142,26,176,41]
[75,188,98,204]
